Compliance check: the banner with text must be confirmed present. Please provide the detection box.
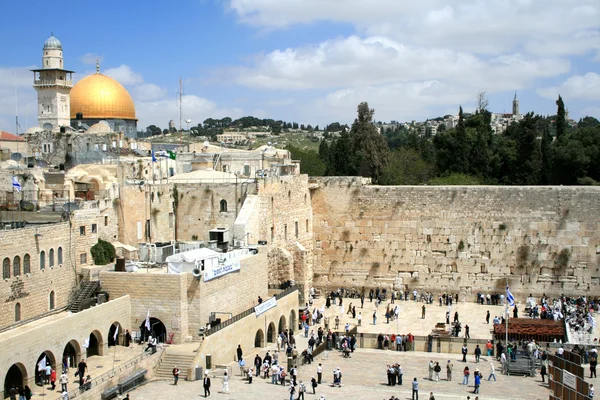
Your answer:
[203,259,241,282]
[255,296,277,316]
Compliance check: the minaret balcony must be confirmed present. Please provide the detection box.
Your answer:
[33,79,73,87]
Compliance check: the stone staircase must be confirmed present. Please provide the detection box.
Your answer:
[68,281,100,313]
[155,351,196,381]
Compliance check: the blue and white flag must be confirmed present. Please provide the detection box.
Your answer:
[145,310,151,331]
[155,150,169,158]
[12,176,22,193]
[151,151,157,163]
[506,286,515,307]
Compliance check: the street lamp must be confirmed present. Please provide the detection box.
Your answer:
[185,119,191,131]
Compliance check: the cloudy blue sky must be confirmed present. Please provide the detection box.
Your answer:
[1,0,599,132]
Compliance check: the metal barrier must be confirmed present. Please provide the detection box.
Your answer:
[205,287,298,336]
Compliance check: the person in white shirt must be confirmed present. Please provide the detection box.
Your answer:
[317,363,323,384]
[221,371,229,393]
[487,362,496,381]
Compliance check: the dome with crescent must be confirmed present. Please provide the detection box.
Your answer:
[70,73,137,121]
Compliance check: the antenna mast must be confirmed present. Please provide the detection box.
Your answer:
[179,78,183,133]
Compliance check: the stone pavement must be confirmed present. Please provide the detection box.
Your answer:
[129,347,552,399]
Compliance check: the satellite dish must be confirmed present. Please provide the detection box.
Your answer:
[62,202,80,212]
[10,153,22,162]
[203,141,209,147]
[192,268,202,280]
[36,159,48,168]
[185,119,192,124]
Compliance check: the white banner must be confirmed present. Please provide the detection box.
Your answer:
[562,370,577,390]
[255,296,277,316]
[203,259,241,282]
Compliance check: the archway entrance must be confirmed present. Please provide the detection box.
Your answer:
[254,329,264,348]
[289,310,297,332]
[4,363,27,396]
[86,330,103,357]
[63,340,81,371]
[267,322,276,343]
[108,322,122,347]
[148,318,167,343]
[34,351,55,386]
[278,315,287,334]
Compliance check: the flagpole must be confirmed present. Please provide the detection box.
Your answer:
[505,278,509,354]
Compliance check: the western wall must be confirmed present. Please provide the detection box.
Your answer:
[309,177,600,298]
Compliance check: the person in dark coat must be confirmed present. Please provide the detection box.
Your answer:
[203,372,211,397]
[236,345,243,361]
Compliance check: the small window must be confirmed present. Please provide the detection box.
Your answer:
[40,251,46,270]
[220,199,227,213]
[13,256,21,277]
[49,291,55,310]
[480,264,487,273]
[23,254,31,274]
[15,303,21,322]
[80,226,85,236]
[57,247,63,265]
[304,194,307,204]
[295,221,299,238]
[271,226,274,241]
[427,234,431,243]
[80,253,87,265]
[104,216,108,226]
[92,223,97,233]
[284,224,288,240]
[306,219,309,233]
[288,190,291,200]
[3,257,10,279]
[49,249,55,267]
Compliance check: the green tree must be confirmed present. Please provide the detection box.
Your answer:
[556,95,566,139]
[379,148,436,185]
[540,124,553,184]
[349,102,390,183]
[318,139,330,163]
[286,145,326,176]
[429,173,483,185]
[327,130,354,176]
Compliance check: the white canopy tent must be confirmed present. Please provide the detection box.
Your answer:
[166,248,219,274]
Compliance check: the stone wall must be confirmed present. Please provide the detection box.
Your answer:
[311,178,600,298]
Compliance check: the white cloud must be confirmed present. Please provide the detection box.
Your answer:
[104,65,144,86]
[0,66,39,131]
[227,0,600,56]
[133,83,167,102]
[580,106,600,119]
[79,53,103,65]
[537,73,600,101]
[267,98,295,107]
[136,94,244,130]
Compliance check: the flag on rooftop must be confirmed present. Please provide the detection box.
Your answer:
[12,176,22,193]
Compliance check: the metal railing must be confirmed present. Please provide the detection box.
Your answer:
[54,347,163,400]
[205,286,298,336]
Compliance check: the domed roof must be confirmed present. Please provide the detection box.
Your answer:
[26,126,43,134]
[43,34,62,50]
[70,73,137,121]
[86,121,113,134]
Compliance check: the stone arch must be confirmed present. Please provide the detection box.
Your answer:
[278,315,287,334]
[254,329,264,348]
[13,256,21,277]
[219,199,227,213]
[15,303,21,322]
[3,257,10,279]
[108,321,123,347]
[289,309,297,332]
[34,350,56,385]
[267,322,276,343]
[148,317,167,343]
[49,248,55,267]
[87,330,104,357]
[49,291,55,310]
[4,363,28,395]
[63,340,82,371]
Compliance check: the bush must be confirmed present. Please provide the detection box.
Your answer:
[90,239,116,265]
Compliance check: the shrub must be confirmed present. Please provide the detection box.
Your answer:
[90,239,116,265]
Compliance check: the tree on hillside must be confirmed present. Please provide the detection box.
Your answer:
[327,129,354,176]
[556,95,566,139]
[349,102,390,183]
[318,139,330,163]
[379,148,436,185]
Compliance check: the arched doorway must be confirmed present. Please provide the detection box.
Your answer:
[86,330,104,357]
[108,322,122,347]
[63,340,82,371]
[289,309,297,332]
[278,315,287,334]
[4,363,27,396]
[148,318,167,343]
[254,329,264,348]
[267,322,276,343]
[34,351,55,386]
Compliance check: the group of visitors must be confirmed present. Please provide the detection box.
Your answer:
[476,292,505,306]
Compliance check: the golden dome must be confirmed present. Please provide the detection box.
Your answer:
[70,73,137,121]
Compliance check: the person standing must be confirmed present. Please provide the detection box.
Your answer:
[462,345,468,362]
[221,371,229,394]
[486,311,490,324]
[60,371,68,392]
[474,372,481,394]
[412,378,419,400]
[45,364,52,384]
[50,368,57,390]
[311,376,317,394]
[297,381,306,400]
[465,325,470,339]
[428,360,434,380]
[236,345,243,362]
[474,345,481,363]
[172,366,180,385]
[203,372,211,397]
[125,329,132,347]
[254,354,262,377]
[487,362,496,381]
[434,362,441,382]
[422,305,426,319]
[446,360,453,381]
[77,359,87,387]
[317,363,323,384]
[591,353,598,378]
[288,383,296,400]
[540,359,547,383]
[589,383,594,399]
[373,310,377,325]
[463,366,470,385]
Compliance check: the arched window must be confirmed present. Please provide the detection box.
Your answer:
[40,251,46,270]
[15,303,21,322]
[23,254,31,274]
[220,199,227,213]
[49,291,55,310]
[49,249,55,267]
[2,257,10,279]
[58,247,63,265]
[13,256,21,277]
[288,190,291,200]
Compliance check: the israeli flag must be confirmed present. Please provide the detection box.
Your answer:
[151,151,157,163]
[145,310,151,331]
[506,286,515,307]
[12,176,22,193]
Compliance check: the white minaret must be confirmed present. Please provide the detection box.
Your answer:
[31,34,74,131]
